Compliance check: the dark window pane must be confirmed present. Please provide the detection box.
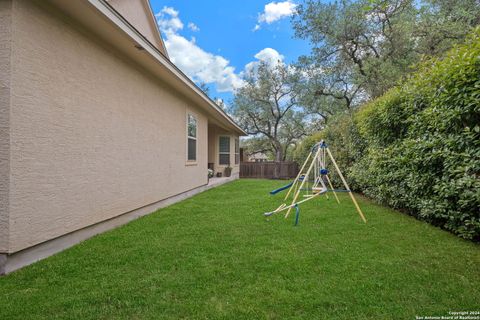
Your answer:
[235,139,239,153]
[219,154,230,165]
[188,138,196,161]
[219,136,230,153]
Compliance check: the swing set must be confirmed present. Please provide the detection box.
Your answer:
[264,140,367,225]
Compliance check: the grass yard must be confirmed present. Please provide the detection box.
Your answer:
[1,179,479,319]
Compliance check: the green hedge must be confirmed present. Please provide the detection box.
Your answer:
[293,114,366,190]
[297,28,480,240]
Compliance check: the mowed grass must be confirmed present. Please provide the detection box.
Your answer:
[1,179,479,319]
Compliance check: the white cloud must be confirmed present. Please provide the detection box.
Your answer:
[214,98,227,110]
[156,6,183,33]
[156,7,288,93]
[254,48,284,64]
[156,8,244,92]
[244,48,285,74]
[161,6,178,16]
[164,33,244,92]
[188,22,200,32]
[255,1,297,30]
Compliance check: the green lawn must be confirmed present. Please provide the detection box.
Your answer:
[1,179,479,319]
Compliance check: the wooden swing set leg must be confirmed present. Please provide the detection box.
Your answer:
[326,147,367,223]
[325,175,340,204]
[285,148,321,219]
[284,152,312,201]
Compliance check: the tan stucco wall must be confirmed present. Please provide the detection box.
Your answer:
[0,0,12,253]
[107,0,168,57]
[6,1,213,253]
[208,125,240,176]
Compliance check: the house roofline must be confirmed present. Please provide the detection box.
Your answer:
[141,0,169,59]
[94,0,247,136]
[48,0,247,136]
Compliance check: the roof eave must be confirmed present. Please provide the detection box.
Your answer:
[93,0,247,136]
[47,0,247,136]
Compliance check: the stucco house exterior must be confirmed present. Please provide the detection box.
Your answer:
[0,0,246,274]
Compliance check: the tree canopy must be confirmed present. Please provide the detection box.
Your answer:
[293,0,480,100]
[231,0,479,162]
[232,62,315,161]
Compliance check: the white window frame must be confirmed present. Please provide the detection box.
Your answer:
[234,138,240,165]
[218,135,230,166]
[186,113,197,164]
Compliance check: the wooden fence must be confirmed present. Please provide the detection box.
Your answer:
[240,161,299,179]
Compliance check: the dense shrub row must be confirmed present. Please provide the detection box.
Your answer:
[295,28,480,240]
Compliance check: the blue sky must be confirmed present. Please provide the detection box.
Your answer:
[149,0,310,103]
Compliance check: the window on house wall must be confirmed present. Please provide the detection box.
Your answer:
[219,136,230,165]
[187,114,197,161]
[234,138,240,165]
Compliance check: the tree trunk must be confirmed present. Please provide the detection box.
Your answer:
[274,143,283,179]
[275,149,283,162]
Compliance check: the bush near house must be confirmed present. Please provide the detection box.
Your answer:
[295,27,480,240]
